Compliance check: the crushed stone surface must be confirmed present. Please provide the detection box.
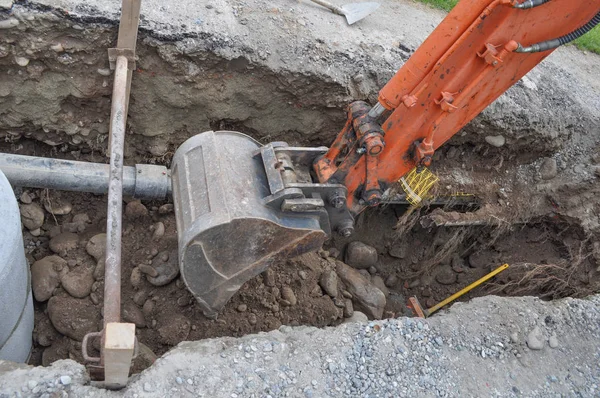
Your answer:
[2,295,600,397]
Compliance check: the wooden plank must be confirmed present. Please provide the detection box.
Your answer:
[103,322,136,389]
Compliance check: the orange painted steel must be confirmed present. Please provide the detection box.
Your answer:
[315,0,600,214]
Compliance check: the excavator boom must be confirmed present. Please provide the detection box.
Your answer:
[171,0,600,317]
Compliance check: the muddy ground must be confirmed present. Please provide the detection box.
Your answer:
[0,0,599,378]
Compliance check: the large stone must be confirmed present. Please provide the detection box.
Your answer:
[345,241,378,269]
[60,265,95,298]
[319,269,338,297]
[31,255,66,301]
[371,275,389,296]
[540,157,558,180]
[20,203,44,230]
[49,232,79,254]
[86,234,106,261]
[47,295,101,341]
[335,261,386,319]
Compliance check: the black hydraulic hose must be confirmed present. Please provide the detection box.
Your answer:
[513,0,551,10]
[516,10,600,53]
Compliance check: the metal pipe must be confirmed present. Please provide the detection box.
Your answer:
[0,154,171,200]
[104,55,129,326]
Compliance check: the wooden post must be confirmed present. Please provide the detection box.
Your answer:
[103,322,136,389]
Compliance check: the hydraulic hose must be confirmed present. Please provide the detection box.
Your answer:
[516,10,600,53]
[513,0,550,10]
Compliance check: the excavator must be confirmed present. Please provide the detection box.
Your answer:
[172,0,600,318]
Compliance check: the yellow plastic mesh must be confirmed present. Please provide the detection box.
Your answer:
[399,167,439,206]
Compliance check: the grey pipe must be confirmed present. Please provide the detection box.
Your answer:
[0,153,171,200]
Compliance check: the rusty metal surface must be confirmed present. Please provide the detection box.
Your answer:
[104,55,129,327]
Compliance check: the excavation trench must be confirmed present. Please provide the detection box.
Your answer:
[1,3,599,374]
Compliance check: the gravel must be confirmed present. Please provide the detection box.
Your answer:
[2,295,600,397]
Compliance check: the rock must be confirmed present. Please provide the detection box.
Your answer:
[388,244,407,259]
[93,258,105,280]
[123,302,146,328]
[319,270,338,297]
[343,311,368,324]
[130,267,143,288]
[368,266,378,275]
[263,268,276,287]
[44,199,72,215]
[139,264,158,278]
[467,251,489,268]
[90,292,99,305]
[335,261,386,319]
[20,203,45,230]
[435,267,457,285]
[47,295,101,341]
[158,204,174,214]
[540,157,558,180]
[30,228,42,237]
[142,299,155,317]
[49,232,79,254]
[328,247,340,259]
[31,255,66,301]
[298,270,308,280]
[157,314,191,345]
[131,342,157,374]
[86,234,106,261]
[372,275,389,296]
[510,332,520,343]
[152,222,165,240]
[526,326,544,350]
[345,241,378,269]
[549,333,559,349]
[343,299,354,318]
[125,200,148,218]
[281,286,297,306]
[146,250,179,286]
[237,304,248,312]
[0,18,19,29]
[484,135,505,148]
[60,265,94,298]
[14,56,29,67]
[72,213,90,224]
[20,192,32,204]
[310,285,323,297]
[60,375,72,385]
[133,290,149,306]
[34,315,60,347]
[41,337,70,367]
[385,274,398,288]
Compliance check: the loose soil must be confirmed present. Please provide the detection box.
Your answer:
[15,143,598,373]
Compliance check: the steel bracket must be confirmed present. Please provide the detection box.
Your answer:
[108,48,137,70]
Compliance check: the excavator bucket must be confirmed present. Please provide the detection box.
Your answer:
[171,131,328,318]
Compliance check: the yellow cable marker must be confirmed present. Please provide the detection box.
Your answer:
[409,263,510,318]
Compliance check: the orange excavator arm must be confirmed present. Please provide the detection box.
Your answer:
[314,0,600,214]
[167,0,600,317]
